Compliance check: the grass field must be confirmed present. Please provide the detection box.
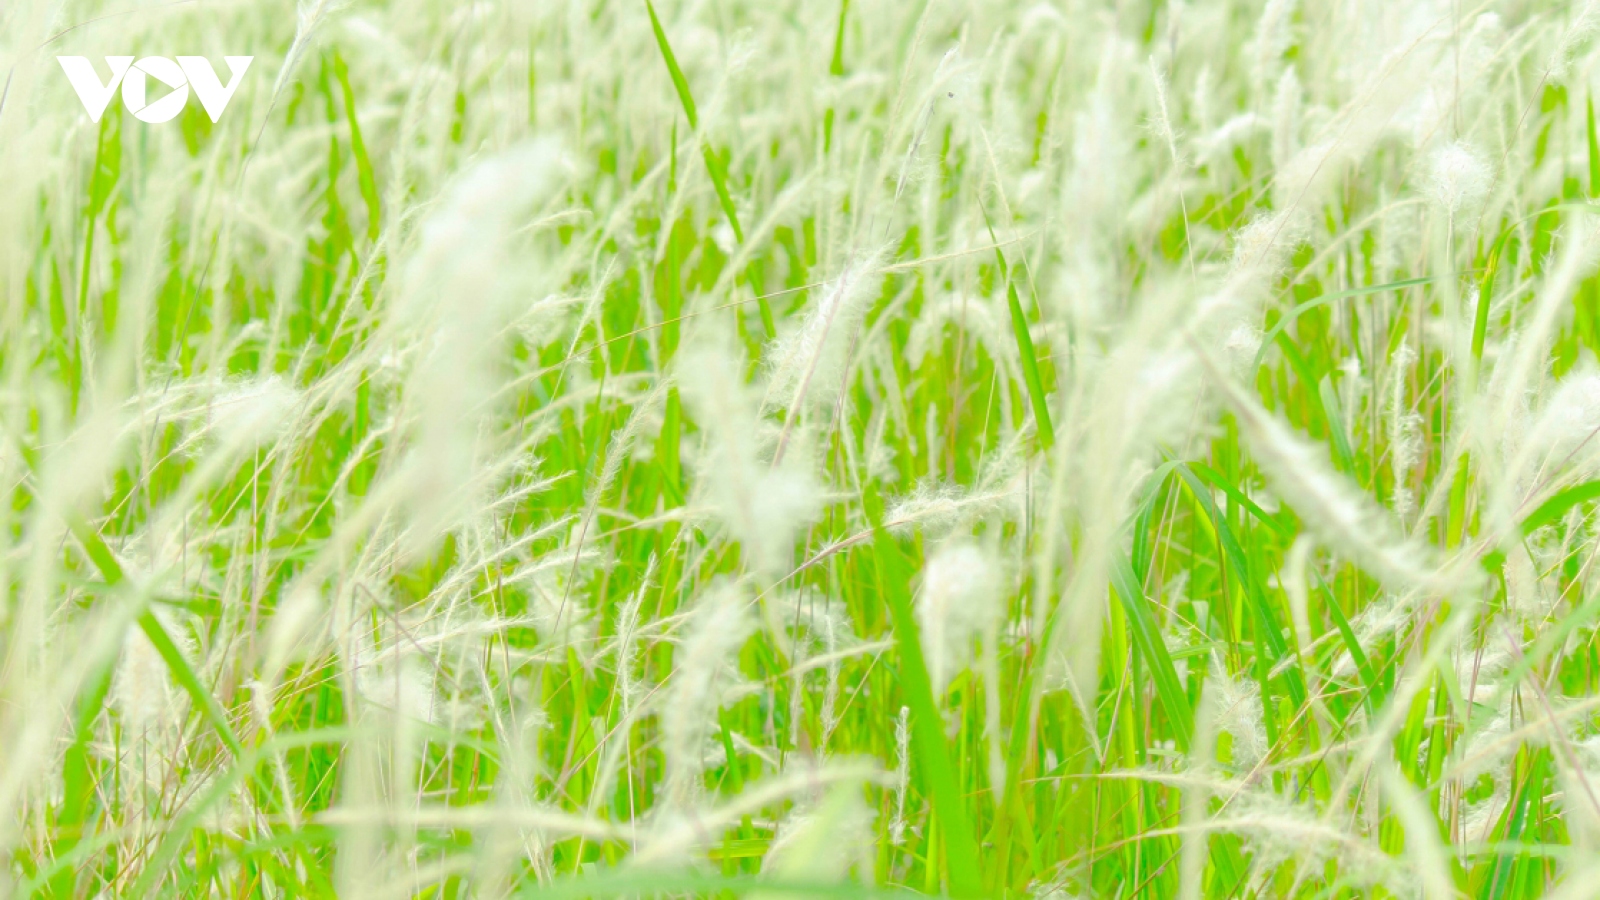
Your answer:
[11,0,1600,896]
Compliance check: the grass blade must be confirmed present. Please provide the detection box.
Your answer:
[1175,464,1308,710]
[644,0,744,244]
[644,0,698,130]
[1589,90,1599,199]
[822,0,849,153]
[863,485,984,897]
[137,610,243,755]
[48,652,114,899]
[1186,460,1291,536]
[644,0,772,337]
[982,213,1053,452]
[68,513,243,756]
[1110,553,1193,752]
[1250,277,1435,374]
[1519,479,1600,535]
[332,51,380,242]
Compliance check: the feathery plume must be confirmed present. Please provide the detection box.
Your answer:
[394,138,571,551]
[1526,369,1600,475]
[915,541,1001,695]
[680,327,822,577]
[1250,0,1298,105]
[889,705,911,844]
[208,375,301,448]
[661,582,752,806]
[1549,0,1600,80]
[1387,342,1422,520]
[1270,66,1301,174]
[767,250,886,417]
[113,619,180,737]
[1209,671,1266,771]
[1424,141,1491,219]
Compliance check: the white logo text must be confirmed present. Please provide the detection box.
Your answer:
[57,56,253,124]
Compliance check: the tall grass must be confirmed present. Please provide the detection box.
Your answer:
[8,0,1600,897]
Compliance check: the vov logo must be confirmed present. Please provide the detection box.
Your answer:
[57,56,253,124]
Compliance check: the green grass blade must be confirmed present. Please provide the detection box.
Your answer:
[1127,466,1248,886]
[1519,479,1600,535]
[50,509,131,890]
[1175,464,1308,710]
[1003,272,1053,453]
[1250,277,1436,374]
[1315,567,1380,710]
[332,51,380,242]
[700,144,746,246]
[982,214,1053,452]
[1274,334,1354,476]
[863,485,984,897]
[828,1,849,78]
[644,0,698,130]
[1589,91,1599,199]
[645,0,744,243]
[48,651,115,899]
[1317,375,1357,477]
[1110,554,1193,752]
[1480,750,1548,899]
[645,0,768,337]
[136,610,243,755]
[68,513,243,757]
[1185,460,1290,536]
[1473,237,1504,370]
[1473,202,1600,376]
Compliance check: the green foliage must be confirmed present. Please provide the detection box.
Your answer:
[11,2,1600,898]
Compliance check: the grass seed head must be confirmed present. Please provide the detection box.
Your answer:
[662,581,753,805]
[681,329,822,577]
[1424,141,1492,219]
[915,541,1001,696]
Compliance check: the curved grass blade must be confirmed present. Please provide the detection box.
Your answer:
[1110,554,1193,752]
[863,485,984,897]
[1251,277,1436,374]
[67,512,243,756]
[644,0,744,247]
[1174,465,1307,710]
[645,0,773,338]
[1185,460,1291,537]
[1519,479,1600,536]
[48,644,115,899]
[1473,201,1600,376]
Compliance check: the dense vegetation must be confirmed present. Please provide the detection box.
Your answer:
[7,0,1600,897]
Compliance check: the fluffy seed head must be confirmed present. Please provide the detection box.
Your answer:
[208,376,301,448]
[1424,141,1491,217]
[113,624,177,736]
[661,582,753,805]
[767,250,886,412]
[1210,671,1266,771]
[1230,209,1309,278]
[1529,370,1600,469]
[915,542,1001,694]
[680,328,822,576]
